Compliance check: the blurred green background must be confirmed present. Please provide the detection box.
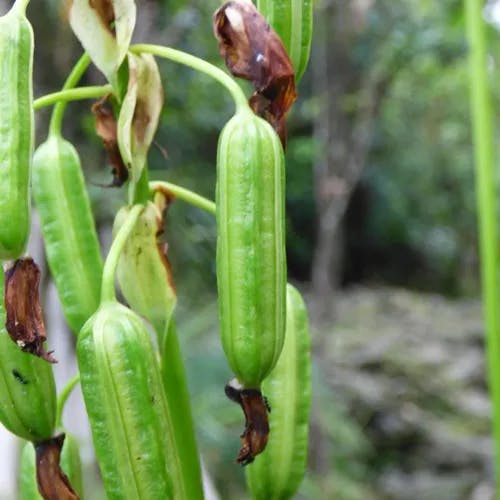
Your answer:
[8,0,500,498]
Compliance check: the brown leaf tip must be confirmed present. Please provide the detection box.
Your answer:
[4,259,57,364]
[225,378,270,465]
[35,434,79,499]
[89,0,116,35]
[92,95,129,187]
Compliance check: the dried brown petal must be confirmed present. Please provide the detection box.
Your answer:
[213,0,297,148]
[225,379,270,465]
[35,434,79,500]
[4,259,56,363]
[152,189,176,293]
[92,95,128,187]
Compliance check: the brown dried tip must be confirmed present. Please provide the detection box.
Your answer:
[35,434,79,500]
[213,0,297,148]
[92,95,128,187]
[225,379,270,465]
[88,0,116,35]
[4,259,57,363]
[152,189,176,293]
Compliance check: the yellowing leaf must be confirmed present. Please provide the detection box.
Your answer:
[69,0,136,87]
[117,53,164,183]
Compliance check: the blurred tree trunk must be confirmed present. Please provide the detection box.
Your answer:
[311,0,390,321]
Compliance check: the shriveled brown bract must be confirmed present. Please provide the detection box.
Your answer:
[225,382,270,465]
[213,0,296,147]
[35,434,79,500]
[4,258,56,363]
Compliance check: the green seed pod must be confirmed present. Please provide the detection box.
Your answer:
[256,0,313,82]
[216,108,286,389]
[32,135,103,333]
[77,301,174,500]
[113,200,176,339]
[0,0,34,259]
[114,200,204,499]
[19,433,84,499]
[0,266,56,442]
[246,284,311,499]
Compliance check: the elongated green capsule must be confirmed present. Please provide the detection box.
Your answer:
[77,301,174,500]
[32,135,103,333]
[19,433,84,499]
[216,108,286,389]
[114,201,204,500]
[0,0,34,259]
[257,0,313,82]
[246,284,311,499]
[0,266,56,442]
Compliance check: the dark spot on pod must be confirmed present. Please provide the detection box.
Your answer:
[12,369,28,385]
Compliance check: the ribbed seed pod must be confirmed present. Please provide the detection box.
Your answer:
[246,284,311,499]
[19,433,84,499]
[0,266,56,442]
[0,0,34,259]
[216,108,286,389]
[114,200,204,500]
[257,0,313,82]
[77,301,174,500]
[32,135,103,333]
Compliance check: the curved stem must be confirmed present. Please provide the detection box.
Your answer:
[101,205,143,304]
[56,373,80,429]
[49,53,92,136]
[130,44,248,113]
[150,181,216,215]
[34,85,112,111]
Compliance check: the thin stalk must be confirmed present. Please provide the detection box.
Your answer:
[100,205,142,304]
[34,85,112,111]
[130,164,151,205]
[150,181,216,215]
[49,53,92,137]
[130,44,248,113]
[56,373,80,429]
[160,319,204,500]
[465,0,500,488]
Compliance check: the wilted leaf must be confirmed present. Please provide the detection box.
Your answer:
[114,193,176,340]
[92,95,128,186]
[4,259,56,363]
[35,434,79,500]
[68,0,136,87]
[117,53,164,184]
[213,0,296,147]
[225,379,270,465]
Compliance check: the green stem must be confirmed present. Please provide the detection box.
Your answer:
[130,165,151,205]
[14,0,30,13]
[160,319,204,499]
[49,53,92,137]
[150,181,216,215]
[465,0,500,488]
[34,85,112,111]
[130,44,248,113]
[101,205,143,304]
[56,373,80,429]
